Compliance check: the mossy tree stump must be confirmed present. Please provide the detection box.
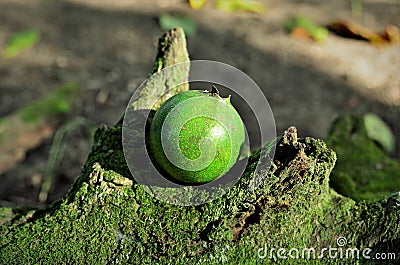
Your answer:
[1,28,399,264]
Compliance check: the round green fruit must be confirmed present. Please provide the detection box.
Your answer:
[149,89,245,184]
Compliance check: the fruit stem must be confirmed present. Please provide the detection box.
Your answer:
[211,85,219,96]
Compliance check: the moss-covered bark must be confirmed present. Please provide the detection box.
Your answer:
[326,114,400,202]
[131,27,189,111]
[1,28,399,264]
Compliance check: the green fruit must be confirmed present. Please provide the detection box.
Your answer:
[149,89,245,184]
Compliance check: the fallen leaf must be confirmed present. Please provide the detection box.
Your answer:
[290,27,314,42]
[5,29,40,58]
[364,113,395,154]
[215,0,265,14]
[327,20,400,45]
[188,0,207,10]
[285,16,328,42]
[380,25,400,43]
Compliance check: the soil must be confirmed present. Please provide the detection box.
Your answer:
[0,0,399,207]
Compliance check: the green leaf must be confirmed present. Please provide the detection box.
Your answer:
[285,16,328,42]
[215,0,265,14]
[235,0,265,13]
[364,113,395,154]
[215,0,235,12]
[5,29,40,58]
[159,14,196,37]
[20,82,79,123]
[189,0,207,10]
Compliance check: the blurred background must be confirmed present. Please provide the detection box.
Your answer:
[0,0,399,207]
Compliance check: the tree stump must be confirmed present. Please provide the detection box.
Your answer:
[1,28,399,264]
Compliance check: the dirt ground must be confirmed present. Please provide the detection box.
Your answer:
[0,0,399,207]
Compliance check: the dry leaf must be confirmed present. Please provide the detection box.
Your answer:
[327,20,400,45]
[290,27,314,42]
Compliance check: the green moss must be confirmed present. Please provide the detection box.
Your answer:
[326,115,400,202]
[2,28,399,264]
[0,207,14,226]
[2,124,398,264]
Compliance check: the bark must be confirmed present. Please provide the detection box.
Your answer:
[1,28,399,264]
